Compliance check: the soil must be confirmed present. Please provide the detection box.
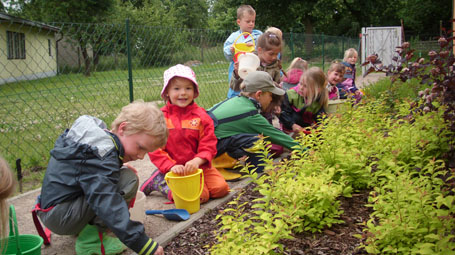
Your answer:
[164,183,372,255]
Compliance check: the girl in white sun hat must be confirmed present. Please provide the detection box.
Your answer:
[141,64,229,203]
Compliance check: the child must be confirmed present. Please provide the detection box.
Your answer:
[326,62,345,100]
[230,31,283,96]
[265,26,283,61]
[280,57,308,90]
[0,156,16,245]
[209,71,301,173]
[224,4,263,96]
[338,48,362,103]
[141,64,229,204]
[230,31,285,156]
[280,67,329,133]
[36,101,167,255]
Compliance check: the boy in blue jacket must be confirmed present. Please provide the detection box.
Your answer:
[223,4,262,98]
[36,101,168,255]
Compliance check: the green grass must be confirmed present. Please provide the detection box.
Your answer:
[1,55,340,193]
[362,77,430,101]
[0,62,229,192]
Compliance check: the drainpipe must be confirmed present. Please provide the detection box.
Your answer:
[56,32,63,75]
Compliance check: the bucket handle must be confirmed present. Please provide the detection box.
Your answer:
[9,205,22,255]
[165,170,204,202]
[233,32,255,49]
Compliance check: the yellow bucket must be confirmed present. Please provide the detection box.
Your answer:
[233,32,256,62]
[165,169,204,214]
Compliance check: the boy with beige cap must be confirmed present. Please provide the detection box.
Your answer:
[208,71,300,173]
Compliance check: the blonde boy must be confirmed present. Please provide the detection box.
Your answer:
[223,5,263,97]
[36,101,167,255]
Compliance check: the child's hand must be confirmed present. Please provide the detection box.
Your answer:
[292,124,303,133]
[246,42,254,47]
[170,165,185,175]
[183,157,206,175]
[154,246,164,255]
[183,161,198,175]
[123,163,138,174]
[233,61,240,78]
[230,46,235,54]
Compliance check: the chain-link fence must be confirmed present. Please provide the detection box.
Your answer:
[0,17,358,190]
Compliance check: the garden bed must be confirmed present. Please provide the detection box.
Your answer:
[164,182,372,254]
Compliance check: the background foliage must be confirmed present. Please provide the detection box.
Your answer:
[3,0,452,38]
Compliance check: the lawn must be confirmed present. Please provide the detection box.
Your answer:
[0,62,229,191]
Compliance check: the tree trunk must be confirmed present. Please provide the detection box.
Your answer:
[93,51,99,72]
[81,46,91,77]
[304,19,314,58]
[93,38,103,72]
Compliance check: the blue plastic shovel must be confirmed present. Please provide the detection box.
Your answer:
[145,209,190,221]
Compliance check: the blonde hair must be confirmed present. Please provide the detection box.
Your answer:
[265,27,283,39]
[287,57,308,73]
[343,48,358,62]
[327,62,345,74]
[301,67,328,109]
[111,100,168,149]
[0,156,16,244]
[237,5,255,20]
[257,31,282,51]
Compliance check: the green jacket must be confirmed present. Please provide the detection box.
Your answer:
[208,96,300,150]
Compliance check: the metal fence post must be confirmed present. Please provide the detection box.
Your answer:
[290,30,294,60]
[201,33,204,62]
[126,18,134,102]
[322,33,325,71]
[342,36,345,57]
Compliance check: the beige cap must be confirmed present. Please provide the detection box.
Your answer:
[242,71,285,95]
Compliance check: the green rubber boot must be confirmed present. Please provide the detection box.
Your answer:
[75,224,126,255]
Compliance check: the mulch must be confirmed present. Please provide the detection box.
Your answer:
[164,182,372,255]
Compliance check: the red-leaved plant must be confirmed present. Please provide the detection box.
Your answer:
[362,34,455,174]
[362,36,455,133]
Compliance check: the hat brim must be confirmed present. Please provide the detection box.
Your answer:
[269,86,285,96]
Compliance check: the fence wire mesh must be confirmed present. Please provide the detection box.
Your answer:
[0,19,358,190]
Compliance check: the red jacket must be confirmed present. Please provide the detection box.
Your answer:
[149,101,217,173]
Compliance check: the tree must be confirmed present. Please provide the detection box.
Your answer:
[170,0,208,29]
[250,0,347,55]
[208,0,242,31]
[396,0,452,38]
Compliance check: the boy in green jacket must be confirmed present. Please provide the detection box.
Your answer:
[208,71,300,173]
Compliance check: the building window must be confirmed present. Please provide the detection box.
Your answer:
[48,39,52,56]
[6,31,26,59]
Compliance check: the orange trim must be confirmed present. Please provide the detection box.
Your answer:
[165,118,175,129]
[181,118,201,130]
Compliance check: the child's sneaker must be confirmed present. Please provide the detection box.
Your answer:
[140,169,172,200]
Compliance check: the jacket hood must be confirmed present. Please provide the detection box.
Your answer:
[50,115,117,160]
